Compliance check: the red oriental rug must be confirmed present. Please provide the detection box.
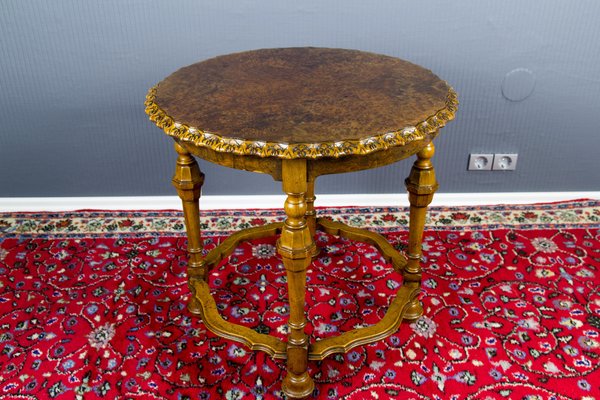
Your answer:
[0,200,599,399]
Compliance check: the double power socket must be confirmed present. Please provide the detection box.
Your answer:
[468,153,518,171]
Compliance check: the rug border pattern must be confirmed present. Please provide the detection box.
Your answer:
[0,200,598,238]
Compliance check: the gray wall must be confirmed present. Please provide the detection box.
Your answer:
[1,0,599,197]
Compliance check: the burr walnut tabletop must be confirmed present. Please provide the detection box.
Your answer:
[145,47,457,399]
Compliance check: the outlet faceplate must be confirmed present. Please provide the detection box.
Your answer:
[493,154,518,171]
[468,154,493,170]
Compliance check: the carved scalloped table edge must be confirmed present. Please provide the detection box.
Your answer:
[145,86,458,160]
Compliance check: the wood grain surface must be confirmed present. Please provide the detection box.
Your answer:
[154,47,451,144]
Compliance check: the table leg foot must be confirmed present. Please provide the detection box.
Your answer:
[187,296,203,316]
[404,142,438,322]
[403,286,424,321]
[282,369,315,399]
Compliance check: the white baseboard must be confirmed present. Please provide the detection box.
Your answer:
[0,192,598,212]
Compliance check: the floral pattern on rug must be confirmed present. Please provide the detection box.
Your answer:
[0,200,599,399]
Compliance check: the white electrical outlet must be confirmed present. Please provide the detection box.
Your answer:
[493,154,518,171]
[468,154,493,170]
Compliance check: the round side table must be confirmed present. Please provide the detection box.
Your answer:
[145,47,457,399]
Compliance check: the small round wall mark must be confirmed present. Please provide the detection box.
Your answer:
[502,68,536,102]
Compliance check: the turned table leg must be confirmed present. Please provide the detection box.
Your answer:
[277,159,316,399]
[305,177,317,238]
[305,177,321,259]
[403,142,438,321]
[172,141,206,317]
